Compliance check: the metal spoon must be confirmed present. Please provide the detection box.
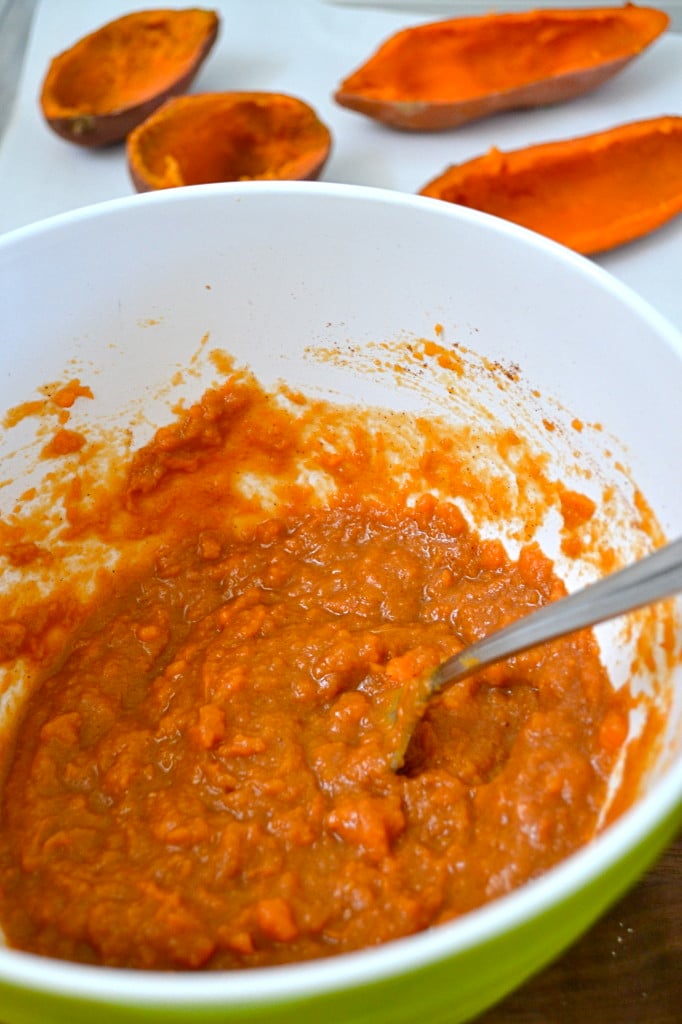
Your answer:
[388,536,682,770]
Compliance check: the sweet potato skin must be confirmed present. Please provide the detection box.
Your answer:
[419,116,682,255]
[334,6,669,131]
[40,9,220,148]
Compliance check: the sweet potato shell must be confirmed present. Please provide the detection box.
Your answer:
[127,92,333,192]
[40,8,220,148]
[419,115,682,255]
[334,5,669,131]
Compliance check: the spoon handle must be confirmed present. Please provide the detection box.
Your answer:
[430,536,682,695]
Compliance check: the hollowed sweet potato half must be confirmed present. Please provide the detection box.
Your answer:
[40,8,220,147]
[127,92,332,191]
[419,116,682,255]
[335,5,669,131]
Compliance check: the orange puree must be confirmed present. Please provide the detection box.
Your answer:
[0,369,631,970]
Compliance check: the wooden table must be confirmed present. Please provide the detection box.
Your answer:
[477,830,682,1022]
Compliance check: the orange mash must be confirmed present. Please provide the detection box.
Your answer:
[0,368,631,970]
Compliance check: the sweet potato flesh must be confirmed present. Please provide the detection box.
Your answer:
[128,93,331,189]
[420,117,682,255]
[338,6,668,103]
[42,9,219,117]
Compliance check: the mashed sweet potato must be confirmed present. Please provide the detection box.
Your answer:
[0,367,631,969]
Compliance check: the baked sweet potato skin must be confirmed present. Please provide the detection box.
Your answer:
[127,92,332,192]
[334,6,669,131]
[40,9,220,148]
[419,116,682,255]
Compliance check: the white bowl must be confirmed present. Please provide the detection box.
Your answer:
[0,182,680,1024]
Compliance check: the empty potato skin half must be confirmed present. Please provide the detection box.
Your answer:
[40,8,220,147]
[334,5,669,131]
[127,92,332,192]
[419,116,682,255]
